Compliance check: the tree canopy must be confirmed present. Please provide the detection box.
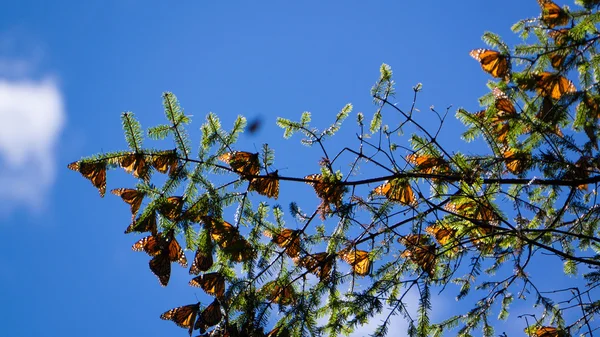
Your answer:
[69,1,600,336]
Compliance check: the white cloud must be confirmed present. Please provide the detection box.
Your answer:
[0,76,65,213]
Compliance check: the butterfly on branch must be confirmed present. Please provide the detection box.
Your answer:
[67,160,107,197]
[248,170,280,199]
[189,248,213,275]
[219,151,260,178]
[294,252,335,283]
[425,224,456,247]
[502,148,531,175]
[493,88,517,117]
[151,149,179,176]
[399,234,436,276]
[132,230,188,286]
[208,219,255,262]
[118,153,149,181]
[305,173,345,217]
[194,299,223,334]
[261,280,297,305]
[189,272,225,298]
[406,153,449,176]
[469,49,510,80]
[158,196,184,221]
[125,211,157,235]
[538,0,569,28]
[531,326,567,337]
[160,302,200,336]
[264,228,302,258]
[111,188,145,218]
[338,247,372,276]
[535,72,576,100]
[371,179,416,205]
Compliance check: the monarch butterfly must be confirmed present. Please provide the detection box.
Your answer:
[538,0,569,28]
[248,170,280,199]
[189,272,225,298]
[261,281,296,305]
[493,88,517,116]
[533,326,564,337]
[125,211,157,235]
[118,153,149,181]
[152,149,179,176]
[339,248,371,276]
[399,234,436,276]
[294,252,334,282]
[222,236,256,262]
[425,224,455,246]
[209,220,239,246]
[502,148,530,175]
[194,299,223,334]
[218,151,260,177]
[160,302,201,336]
[264,228,302,258]
[472,108,512,145]
[535,72,576,100]
[469,49,510,79]
[189,248,213,275]
[149,253,171,287]
[305,173,345,216]
[67,160,107,197]
[208,220,255,262]
[111,188,145,217]
[372,179,416,205]
[132,231,188,286]
[406,153,448,175]
[445,199,497,224]
[157,196,184,221]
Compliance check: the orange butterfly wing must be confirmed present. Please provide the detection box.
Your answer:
[262,281,296,305]
[149,253,171,286]
[469,49,509,79]
[372,179,415,205]
[538,0,569,28]
[219,151,260,177]
[119,153,149,181]
[195,299,223,333]
[189,249,213,275]
[68,161,107,197]
[189,272,225,298]
[248,171,280,199]
[152,150,179,175]
[339,248,371,276]
[111,188,145,217]
[536,72,576,100]
[158,196,184,221]
[295,252,334,282]
[160,302,200,336]
[399,234,436,275]
[126,211,158,235]
[264,228,301,258]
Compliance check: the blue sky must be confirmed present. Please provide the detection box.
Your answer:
[0,1,575,336]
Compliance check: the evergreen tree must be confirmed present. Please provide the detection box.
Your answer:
[70,1,600,336]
